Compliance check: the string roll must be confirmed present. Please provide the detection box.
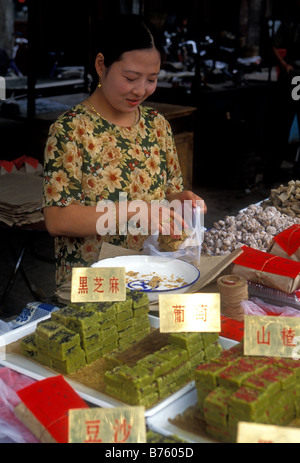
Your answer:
[217,274,248,321]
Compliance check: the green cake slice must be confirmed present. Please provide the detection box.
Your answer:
[204,387,233,427]
[195,362,228,390]
[65,310,101,333]
[261,366,296,390]
[229,386,268,420]
[35,320,64,339]
[202,332,220,347]
[155,345,189,369]
[36,328,81,360]
[137,353,172,377]
[20,334,37,359]
[243,373,281,397]
[51,305,82,325]
[128,290,149,308]
[218,359,253,389]
[52,348,86,374]
[85,345,103,364]
[168,332,204,350]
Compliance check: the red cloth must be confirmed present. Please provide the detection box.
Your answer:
[221,315,244,342]
[0,156,39,172]
[17,375,89,443]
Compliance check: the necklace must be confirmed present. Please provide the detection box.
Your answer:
[88,100,139,127]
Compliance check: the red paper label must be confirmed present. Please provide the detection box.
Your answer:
[234,246,300,278]
[273,225,300,256]
[17,375,89,443]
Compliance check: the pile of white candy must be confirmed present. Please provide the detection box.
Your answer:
[202,204,300,256]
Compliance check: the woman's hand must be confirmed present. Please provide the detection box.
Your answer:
[167,190,207,213]
[117,200,187,238]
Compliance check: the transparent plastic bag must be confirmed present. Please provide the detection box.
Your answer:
[0,367,39,443]
[143,205,204,267]
[241,297,300,318]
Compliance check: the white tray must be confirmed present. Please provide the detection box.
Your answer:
[146,387,210,443]
[146,336,237,442]
[0,314,236,419]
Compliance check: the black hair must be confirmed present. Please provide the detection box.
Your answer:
[89,14,164,90]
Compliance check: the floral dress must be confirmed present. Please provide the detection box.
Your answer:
[43,103,184,290]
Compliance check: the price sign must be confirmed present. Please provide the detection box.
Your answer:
[244,315,300,359]
[71,267,126,303]
[237,421,300,443]
[159,293,220,333]
[68,406,146,443]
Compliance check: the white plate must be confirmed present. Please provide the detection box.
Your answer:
[92,255,200,302]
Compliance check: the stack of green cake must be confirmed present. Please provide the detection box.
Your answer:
[51,306,103,364]
[194,343,300,443]
[169,332,221,369]
[22,319,87,374]
[20,290,151,375]
[103,331,222,408]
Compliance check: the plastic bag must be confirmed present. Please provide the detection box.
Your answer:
[241,297,300,318]
[143,205,204,267]
[0,367,39,443]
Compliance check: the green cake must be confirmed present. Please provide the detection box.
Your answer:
[204,387,233,427]
[51,348,86,374]
[195,342,300,443]
[20,291,152,375]
[20,334,37,359]
[146,430,188,443]
[35,320,64,339]
[137,353,173,377]
[35,325,81,360]
[103,329,222,408]
[64,310,101,334]
[128,290,149,308]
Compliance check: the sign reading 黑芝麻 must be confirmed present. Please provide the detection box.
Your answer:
[71,267,126,303]
[159,293,220,333]
[244,315,300,359]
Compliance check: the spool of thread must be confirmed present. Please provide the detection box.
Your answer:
[217,274,248,321]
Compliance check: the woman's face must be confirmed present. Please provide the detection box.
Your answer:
[97,48,161,115]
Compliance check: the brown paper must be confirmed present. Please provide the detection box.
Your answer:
[269,241,300,262]
[232,263,300,294]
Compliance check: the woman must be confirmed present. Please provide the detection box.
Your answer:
[43,14,206,300]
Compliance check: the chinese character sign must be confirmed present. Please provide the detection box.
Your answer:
[71,267,126,303]
[237,422,300,443]
[68,407,146,443]
[244,315,300,358]
[159,293,220,333]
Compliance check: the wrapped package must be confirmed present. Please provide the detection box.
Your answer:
[232,245,300,294]
[269,224,300,261]
[15,375,89,443]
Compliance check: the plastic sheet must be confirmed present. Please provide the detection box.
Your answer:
[241,297,300,318]
[143,205,204,267]
[0,367,39,443]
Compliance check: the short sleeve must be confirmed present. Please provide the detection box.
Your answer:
[43,115,84,208]
[164,119,184,195]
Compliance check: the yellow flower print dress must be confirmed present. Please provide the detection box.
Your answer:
[43,104,184,290]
